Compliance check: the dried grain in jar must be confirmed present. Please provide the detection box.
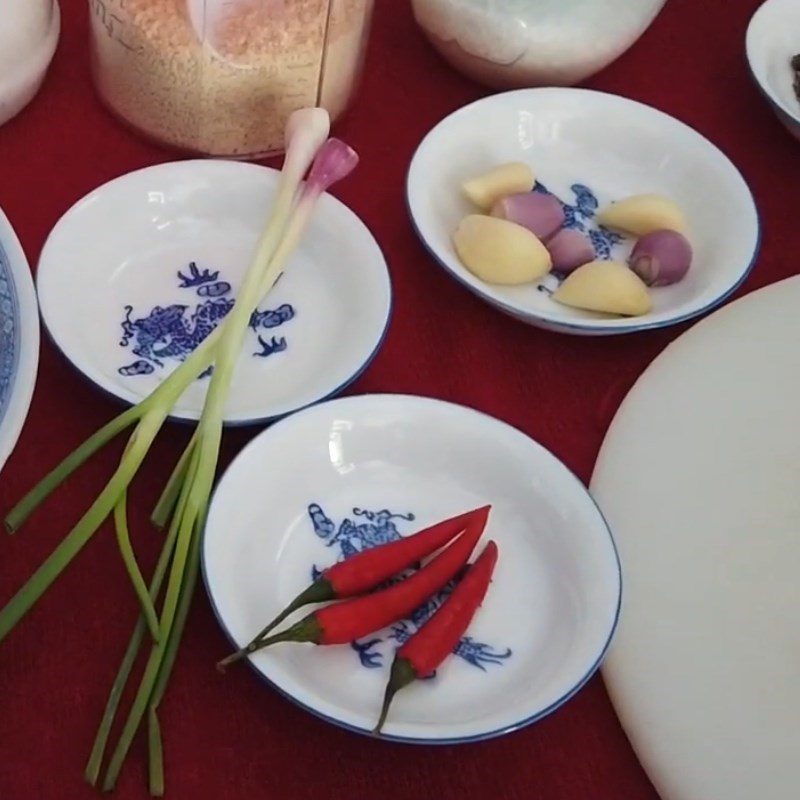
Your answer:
[88,0,373,157]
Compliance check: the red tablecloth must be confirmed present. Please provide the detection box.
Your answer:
[1,1,796,797]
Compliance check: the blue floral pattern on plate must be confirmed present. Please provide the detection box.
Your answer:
[118,262,295,377]
[530,183,627,298]
[307,503,512,672]
[0,240,19,427]
[533,182,625,259]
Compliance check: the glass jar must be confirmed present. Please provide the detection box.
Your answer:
[88,0,373,157]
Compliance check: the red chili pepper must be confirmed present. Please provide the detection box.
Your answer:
[373,540,499,735]
[326,505,490,597]
[217,508,490,669]
[216,506,490,671]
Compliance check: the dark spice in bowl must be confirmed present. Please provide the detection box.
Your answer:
[792,54,800,103]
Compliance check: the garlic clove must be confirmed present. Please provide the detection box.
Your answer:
[453,214,551,285]
[461,162,535,210]
[597,193,688,237]
[553,259,652,316]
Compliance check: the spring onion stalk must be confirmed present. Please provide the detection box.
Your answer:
[99,130,340,790]
[150,430,197,529]
[101,137,360,794]
[94,123,336,792]
[142,146,362,790]
[0,108,331,645]
[114,490,160,642]
[84,490,184,786]
[7,104,331,537]
[147,706,164,797]
[5,405,142,533]
[0,108,355,795]
[0,413,165,641]
[146,524,202,797]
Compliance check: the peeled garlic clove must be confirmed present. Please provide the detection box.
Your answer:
[629,229,692,286]
[553,259,652,316]
[453,214,552,285]
[597,193,688,236]
[546,228,595,274]
[462,162,535,210]
[490,192,564,239]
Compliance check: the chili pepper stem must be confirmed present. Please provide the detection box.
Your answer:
[248,579,335,650]
[372,656,417,736]
[216,615,323,672]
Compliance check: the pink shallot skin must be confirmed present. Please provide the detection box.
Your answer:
[491,192,565,240]
[546,228,595,274]
[629,229,692,286]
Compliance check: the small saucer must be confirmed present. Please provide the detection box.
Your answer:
[407,88,760,335]
[36,160,392,424]
[203,394,621,742]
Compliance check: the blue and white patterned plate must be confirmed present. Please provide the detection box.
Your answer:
[407,88,760,335]
[203,394,621,743]
[36,161,392,425]
[0,207,39,474]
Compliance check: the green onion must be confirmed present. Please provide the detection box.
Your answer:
[147,706,164,797]
[1,107,362,794]
[114,489,160,642]
[102,134,360,794]
[0,108,330,639]
[84,498,182,787]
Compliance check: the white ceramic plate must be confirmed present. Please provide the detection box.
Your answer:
[407,88,760,335]
[0,207,39,473]
[591,277,800,800]
[203,394,621,742]
[37,161,392,425]
[746,0,800,140]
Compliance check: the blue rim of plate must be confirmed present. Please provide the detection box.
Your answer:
[406,88,762,335]
[0,238,20,427]
[201,393,623,744]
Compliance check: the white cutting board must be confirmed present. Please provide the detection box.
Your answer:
[591,276,800,800]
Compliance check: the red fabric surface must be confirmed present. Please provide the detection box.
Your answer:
[0,0,797,797]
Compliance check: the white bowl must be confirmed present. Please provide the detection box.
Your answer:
[37,160,392,425]
[411,0,666,88]
[746,0,800,140]
[407,88,760,336]
[0,1,60,128]
[0,207,40,474]
[203,394,621,742]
